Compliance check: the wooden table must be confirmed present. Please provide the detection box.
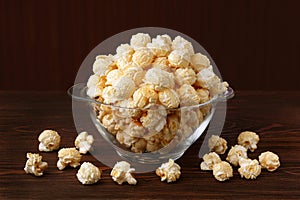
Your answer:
[1,91,300,199]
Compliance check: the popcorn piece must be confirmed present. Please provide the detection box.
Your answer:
[132,48,154,67]
[131,138,147,153]
[140,105,167,132]
[74,131,94,154]
[87,75,106,98]
[238,158,261,179]
[144,68,175,91]
[24,153,48,176]
[132,85,158,108]
[152,57,170,71]
[101,113,118,135]
[259,151,280,172]
[145,132,163,152]
[105,69,123,86]
[172,36,194,56]
[147,35,172,57]
[38,130,61,152]
[57,148,82,170]
[123,63,145,86]
[130,33,151,50]
[168,49,191,68]
[180,109,203,130]
[76,162,101,185]
[191,53,210,73]
[177,84,200,106]
[226,145,248,166]
[237,131,259,152]
[156,159,181,183]
[158,88,180,108]
[200,152,222,170]
[116,131,137,148]
[110,161,137,185]
[208,135,228,154]
[175,68,197,86]
[92,54,115,77]
[212,161,233,182]
[196,88,210,103]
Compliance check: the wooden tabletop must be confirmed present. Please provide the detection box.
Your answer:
[1,91,300,199]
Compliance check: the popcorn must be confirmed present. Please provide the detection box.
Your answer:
[76,162,101,185]
[131,138,147,153]
[175,68,197,86]
[196,88,210,103]
[132,48,154,67]
[87,75,106,98]
[168,49,191,68]
[259,151,280,172]
[38,130,61,152]
[147,35,172,57]
[130,33,151,50]
[177,84,200,106]
[92,54,115,77]
[116,131,136,148]
[238,158,261,179]
[74,131,94,154]
[152,57,170,71]
[191,53,210,73]
[208,135,228,154]
[212,161,233,182]
[237,131,259,152]
[115,44,135,68]
[156,159,181,183]
[144,68,175,91]
[101,113,118,135]
[145,133,163,152]
[24,153,48,176]
[158,88,180,108]
[123,63,145,86]
[132,85,158,108]
[140,105,167,132]
[172,36,194,56]
[200,152,222,170]
[105,69,123,86]
[110,161,137,185]
[57,148,82,170]
[226,145,248,166]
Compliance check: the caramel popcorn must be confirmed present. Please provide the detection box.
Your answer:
[191,53,210,73]
[110,161,137,185]
[238,158,261,179]
[132,47,154,67]
[130,33,151,50]
[175,68,197,86]
[152,57,170,71]
[237,131,259,152]
[259,151,280,172]
[101,113,118,135]
[208,135,228,154]
[92,54,115,77]
[196,88,210,103]
[168,49,191,68]
[86,74,106,98]
[226,145,248,166]
[105,69,123,86]
[74,131,94,154]
[115,44,134,69]
[76,162,101,185]
[57,148,82,170]
[200,152,222,170]
[140,105,167,132]
[172,36,194,56]
[177,84,200,106]
[144,68,175,91]
[158,88,180,108]
[212,161,233,182]
[156,159,181,183]
[123,63,145,86]
[147,35,172,57]
[24,153,48,176]
[38,130,61,152]
[132,85,158,108]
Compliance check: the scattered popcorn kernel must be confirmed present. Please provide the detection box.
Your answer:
[57,148,82,170]
[132,48,154,67]
[175,68,197,86]
[147,35,172,57]
[92,54,115,77]
[172,36,194,56]
[24,153,48,176]
[111,161,137,185]
[132,85,158,108]
[259,151,280,172]
[144,68,175,91]
[212,161,233,182]
[140,105,167,132]
[200,152,222,170]
[191,53,210,73]
[226,145,248,166]
[238,158,261,179]
[237,131,259,152]
[156,159,181,183]
[168,49,191,68]
[158,88,180,108]
[208,135,228,155]
[76,162,101,185]
[177,84,200,106]
[74,131,94,154]
[130,33,151,50]
[38,130,61,152]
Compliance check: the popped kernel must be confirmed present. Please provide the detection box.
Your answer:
[238,158,261,179]
[38,130,61,152]
[174,68,197,86]
[87,75,106,98]
[152,57,170,71]
[158,88,180,108]
[131,138,147,153]
[132,48,154,67]
[237,131,259,152]
[200,152,222,171]
[226,145,248,166]
[191,53,210,73]
[156,159,181,183]
[177,84,200,106]
[258,151,280,172]
[123,63,145,86]
[24,153,48,176]
[132,85,158,108]
[196,88,210,104]
[92,54,115,77]
[57,148,82,170]
[147,35,172,57]
[168,49,191,68]
[172,36,194,56]
[208,135,228,154]
[74,131,94,154]
[110,161,137,185]
[144,68,175,91]
[105,69,123,86]
[76,162,101,185]
[101,113,118,135]
[212,161,233,182]
[130,33,151,50]
[114,44,134,69]
[140,105,167,132]
[145,132,163,152]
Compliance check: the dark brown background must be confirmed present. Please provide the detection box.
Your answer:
[1,0,300,91]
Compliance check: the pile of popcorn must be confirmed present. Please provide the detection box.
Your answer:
[200,131,280,181]
[87,33,229,153]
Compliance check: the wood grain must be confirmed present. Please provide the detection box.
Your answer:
[0,91,300,199]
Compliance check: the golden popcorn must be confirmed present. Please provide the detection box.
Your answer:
[123,63,145,86]
[57,148,82,170]
[196,88,210,103]
[200,152,222,171]
[226,145,248,166]
[238,158,261,179]
[208,135,228,154]
[132,47,154,67]
[140,105,167,132]
[152,57,170,71]
[147,35,172,57]
[74,131,94,154]
[212,161,233,182]
[177,84,200,106]
[130,33,151,50]
[38,130,61,152]
[191,53,210,73]
[172,36,194,56]
[110,161,137,185]
[158,88,180,108]
[115,44,135,69]
[86,75,106,98]
[92,54,115,77]
[237,131,259,152]
[156,159,181,183]
[132,85,158,108]
[144,68,175,91]
[24,153,48,176]
[259,151,280,172]
[174,68,197,86]
[168,49,191,68]
[105,69,123,86]
[76,162,101,185]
